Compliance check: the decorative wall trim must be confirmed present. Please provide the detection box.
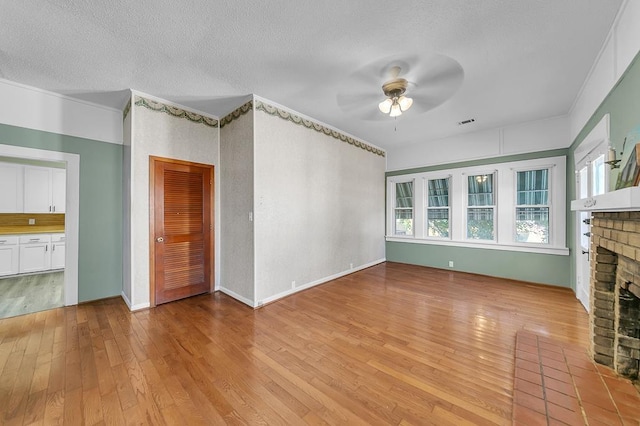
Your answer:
[134,96,219,128]
[255,100,385,157]
[220,101,253,128]
[123,98,132,121]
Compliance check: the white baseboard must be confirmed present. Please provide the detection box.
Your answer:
[256,258,386,307]
[120,291,150,311]
[218,287,256,308]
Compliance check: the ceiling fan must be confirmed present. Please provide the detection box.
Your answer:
[336,54,464,121]
[378,72,413,117]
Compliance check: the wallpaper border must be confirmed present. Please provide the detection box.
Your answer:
[220,101,253,128]
[134,96,219,128]
[255,100,385,157]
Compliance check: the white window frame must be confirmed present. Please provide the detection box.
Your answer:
[513,165,554,246]
[386,156,568,255]
[464,170,497,242]
[425,175,452,239]
[388,178,415,238]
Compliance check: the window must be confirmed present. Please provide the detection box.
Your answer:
[386,155,567,255]
[394,181,413,236]
[515,169,549,243]
[426,178,450,238]
[467,174,495,240]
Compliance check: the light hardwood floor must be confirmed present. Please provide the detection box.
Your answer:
[0,272,64,319]
[0,262,589,425]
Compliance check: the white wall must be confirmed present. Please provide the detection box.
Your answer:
[127,93,220,309]
[219,106,255,305]
[0,78,122,145]
[387,115,569,171]
[253,100,386,305]
[570,0,640,143]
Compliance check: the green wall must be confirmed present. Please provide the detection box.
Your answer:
[0,123,123,302]
[386,149,572,287]
[386,242,570,287]
[567,50,640,292]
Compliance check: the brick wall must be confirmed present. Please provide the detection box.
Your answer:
[591,212,640,379]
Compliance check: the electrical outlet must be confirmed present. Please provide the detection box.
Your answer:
[28,218,35,225]
[448,260,454,268]
[291,280,296,289]
[350,263,353,269]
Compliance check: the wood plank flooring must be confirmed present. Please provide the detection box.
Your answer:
[0,262,591,425]
[0,272,64,319]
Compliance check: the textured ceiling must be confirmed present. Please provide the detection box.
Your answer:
[0,0,623,150]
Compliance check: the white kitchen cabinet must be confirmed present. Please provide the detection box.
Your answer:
[19,234,51,273]
[50,233,65,270]
[0,236,19,276]
[0,163,24,213]
[24,166,66,213]
[51,169,66,213]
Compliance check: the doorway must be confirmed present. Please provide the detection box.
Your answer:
[149,156,214,305]
[0,144,79,311]
[574,114,610,312]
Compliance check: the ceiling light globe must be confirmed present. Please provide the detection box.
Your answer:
[398,96,413,112]
[378,98,393,114]
[389,103,402,117]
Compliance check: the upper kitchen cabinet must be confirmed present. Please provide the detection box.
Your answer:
[0,163,24,213]
[24,166,66,213]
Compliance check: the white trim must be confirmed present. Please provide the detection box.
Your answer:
[385,236,569,256]
[256,258,386,307]
[0,144,79,306]
[219,286,257,308]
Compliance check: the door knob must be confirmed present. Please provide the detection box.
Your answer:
[156,237,164,243]
[583,232,591,237]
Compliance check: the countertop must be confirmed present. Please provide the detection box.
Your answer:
[0,226,65,235]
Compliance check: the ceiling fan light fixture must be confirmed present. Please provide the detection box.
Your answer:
[398,95,413,112]
[389,102,402,118]
[378,98,393,114]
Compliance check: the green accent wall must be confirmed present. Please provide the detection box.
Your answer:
[386,149,571,287]
[567,50,640,292]
[386,242,570,286]
[0,123,123,302]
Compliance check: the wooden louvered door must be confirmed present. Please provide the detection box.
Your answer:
[150,156,213,305]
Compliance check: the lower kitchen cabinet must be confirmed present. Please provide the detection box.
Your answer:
[51,233,65,270]
[19,234,51,273]
[0,236,19,276]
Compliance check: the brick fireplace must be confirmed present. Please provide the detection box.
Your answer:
[590,211,640,380]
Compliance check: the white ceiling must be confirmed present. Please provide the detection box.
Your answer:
[0,0,623,151]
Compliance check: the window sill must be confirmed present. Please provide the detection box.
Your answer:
[385,236,570,256]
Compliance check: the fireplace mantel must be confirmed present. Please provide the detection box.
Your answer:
[571,186,640,212]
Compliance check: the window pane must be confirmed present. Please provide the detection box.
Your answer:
[396,182,413,208]
[427,208,449,237]
[516,207,549,243]
[428,178,449,207]
[579,167,588,199]
[467,208,494,240]
[517,169,548,205]
[592,155,605,196]
[468,175,494,206]
[395,209,413,236]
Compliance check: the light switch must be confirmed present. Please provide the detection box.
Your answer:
[28,218,35,225]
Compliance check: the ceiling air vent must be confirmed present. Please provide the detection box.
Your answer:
[458,118,475,125]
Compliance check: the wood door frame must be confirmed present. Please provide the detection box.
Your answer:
[149,156,214,307]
